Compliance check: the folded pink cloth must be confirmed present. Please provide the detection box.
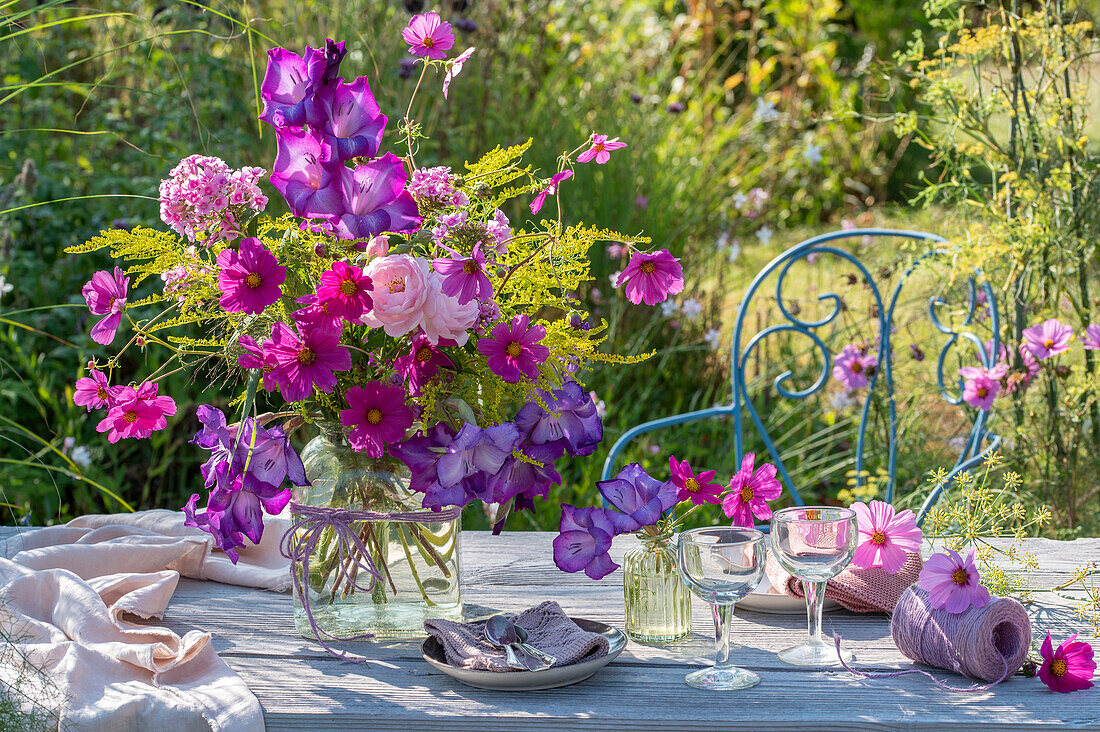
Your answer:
[0,510,293,731]
[764,551,923,613]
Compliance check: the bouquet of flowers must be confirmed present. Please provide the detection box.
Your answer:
[66,12,684,639]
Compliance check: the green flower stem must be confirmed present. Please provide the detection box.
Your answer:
[396,526,437,607]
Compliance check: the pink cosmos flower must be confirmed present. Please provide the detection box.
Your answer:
[402,12,454,60]
[291,293,344,334]
[216,237,286,315]
[958,365,1002,411]
[615,249,685,306]
[477,314,551,383]
[236,335,280,392]
[1023,318,1074,360]
[577,134,627,165]
[433,242,492,305]
[82,267,128,345]
[264,322,352,402]
[917,548,991,614]
[833,344,877,390]
[393,333,455,396]
[722,452,783,527]
[530,169,573,214]
[443,47,475,99]
[73,370,118,411]
[668,456,722,506]
[316,261,373,321]
[360,255,433,337]
[340,382,415,458]
[421,273,479,346]
[1038,633,1095,693]
[95,383,177,443]
[1080,324,1100,351]
[850,500,922,574]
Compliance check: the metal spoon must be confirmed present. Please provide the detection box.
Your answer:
[513,624,558,667]
[484,615,534,671]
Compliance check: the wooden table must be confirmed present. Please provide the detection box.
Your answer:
[16,529,1100,730]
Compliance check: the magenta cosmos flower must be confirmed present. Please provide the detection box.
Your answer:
[316,261,373,321]
[958,365,1002,411]
[443,47,474,99]
[1023,318,1074,360]
[73,370,120,411]
[237,335,281,393]
[217,237,286,315]
[264,322,352,402]
[1080,324,1100,351]
[615,249,685,306]
[393,333,455,396]
[833,343,877,390]
[476,314,550,384]
[530,169,573,214]
[95,383,176,443]
[577,134,627,165]
[433,242,492,305]
[917,548,991,614]
[850,500,922,574]
[402,12,454,60]
[722,452,783,527]
[668,456,722,506]
[82,267,129,345]
[1039,633,1095,693]
[340,382,415,457]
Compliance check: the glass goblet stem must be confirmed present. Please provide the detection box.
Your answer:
[712,602,734,669]
[803,579,827,646]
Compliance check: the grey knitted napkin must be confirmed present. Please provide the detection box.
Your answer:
[424,600,610,672]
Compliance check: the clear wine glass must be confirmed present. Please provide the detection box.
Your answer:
[676,527,766,690]
[769,506,858,666]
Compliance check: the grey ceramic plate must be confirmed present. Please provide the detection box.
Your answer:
[737,574,841,615]
[421,617,627,691]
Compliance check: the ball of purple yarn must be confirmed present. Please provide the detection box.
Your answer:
[890,585,1031,682]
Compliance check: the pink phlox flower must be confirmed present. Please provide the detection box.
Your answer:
[722,452,783,527]
[833,343,877,390]
[340,382,415,457]
[917,548,991,614]
[668,456,722,506]
[476,314,550,384]
[1038,633,1095,693]
[850,500,922,574]
[216,237,286,315]
[484,209,510,254]
[316,260,374,321]
[1023,318,1074,360]
[433,242,493,305]
[82,267,129,345]
[530,169,573,214]
[263,322,352,402]
[443,47,475,99]
[577,134,627,165]
[402,12,454,60]
[615,249,685,306]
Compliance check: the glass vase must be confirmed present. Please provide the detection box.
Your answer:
[623,529,691,643]
[290,435,462,640]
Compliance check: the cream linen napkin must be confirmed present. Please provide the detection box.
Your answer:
[0,510,294,731]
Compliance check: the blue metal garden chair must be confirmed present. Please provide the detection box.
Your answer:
[600,228,1001,524]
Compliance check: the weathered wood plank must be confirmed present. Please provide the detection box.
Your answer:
[2,527,1097,730]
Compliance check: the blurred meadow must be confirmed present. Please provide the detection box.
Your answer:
[1,0,1098,536]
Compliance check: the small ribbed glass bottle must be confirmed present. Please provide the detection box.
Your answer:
[622,529,691,643]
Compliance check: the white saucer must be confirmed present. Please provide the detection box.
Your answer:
[737,575,841,615]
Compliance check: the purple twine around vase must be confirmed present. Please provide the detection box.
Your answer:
[280,501,462,663]
[834,585,1031,692]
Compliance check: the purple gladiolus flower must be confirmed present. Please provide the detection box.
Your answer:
[597,463,678,534]
[553,505,619,580]
[269,128,343,219]
[82,267,128,345]
[514,380,603,457]
[233,419,308,489]
[435,422,520,488]
[258,45,328,129]
[317,76,388,162]
[433,242,492,305]
[330,154,422,239]
[1023,318,1074,360]
[391,422,460,508]
[488,441,564,508]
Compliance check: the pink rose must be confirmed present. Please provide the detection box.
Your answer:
[363,235,389,259]
[421,272,478,346]
[360,254,432,337]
